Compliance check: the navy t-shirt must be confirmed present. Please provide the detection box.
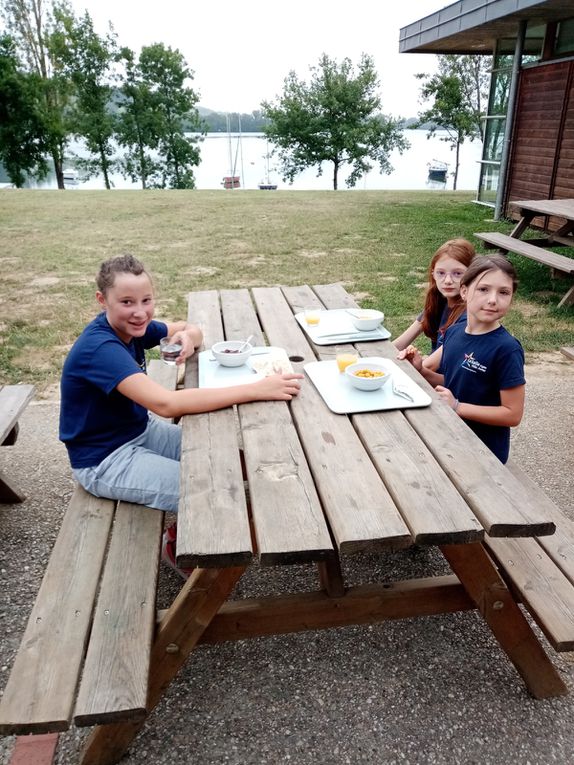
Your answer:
[418,305,466,352]
[59,312,167,468]
[440,323,525,463]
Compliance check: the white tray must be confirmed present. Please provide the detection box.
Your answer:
[198,346,288,388]
[304,357,432,414]
[294,309,391,345]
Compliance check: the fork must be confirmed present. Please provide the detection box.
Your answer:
[392,379,414,403]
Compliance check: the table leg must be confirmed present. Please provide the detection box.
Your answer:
[440,542,567,699]
[317,552,345,597]
[80,566,246,765]
[0,467,25,503]
[510,212,535,239]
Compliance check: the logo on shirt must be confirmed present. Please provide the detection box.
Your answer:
[461,352,487,374]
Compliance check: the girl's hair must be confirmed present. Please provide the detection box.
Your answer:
[96,255,148,294]
[460,253,518,292]
[421,238,476,342]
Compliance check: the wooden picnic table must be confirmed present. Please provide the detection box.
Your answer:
[475,197,574,307]
[0,383,35,502]
[76,282,571,765]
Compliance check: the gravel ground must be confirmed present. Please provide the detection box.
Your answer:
[1,351,574,765]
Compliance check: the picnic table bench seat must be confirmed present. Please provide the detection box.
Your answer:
[0,361,176,735]
[474,232,574,275]
[0,383,35,502]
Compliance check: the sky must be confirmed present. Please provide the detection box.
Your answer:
[67,0,449,119]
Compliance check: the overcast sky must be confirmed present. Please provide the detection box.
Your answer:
[67,0,448,118]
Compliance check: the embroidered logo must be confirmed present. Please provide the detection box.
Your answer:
[461,352,487,374]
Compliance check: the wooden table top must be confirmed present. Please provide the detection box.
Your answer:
[511,198,574,220]
[175,283,556,569]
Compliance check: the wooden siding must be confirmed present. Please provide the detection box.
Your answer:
[506,61,574,231]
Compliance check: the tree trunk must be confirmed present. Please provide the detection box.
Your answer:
[453,141,461,191]
[333,160,338,191]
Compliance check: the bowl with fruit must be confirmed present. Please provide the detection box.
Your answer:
[211,340,253,367]
[345,361,391,391]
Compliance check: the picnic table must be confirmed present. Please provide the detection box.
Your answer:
[475,198,574,307]
[0,383,35,502]
[3,285,574,765]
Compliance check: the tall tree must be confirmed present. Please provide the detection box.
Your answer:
[0,33,49,186]
[0,0,71,188]
[131,43,202,189]
[50,5,118,188]
[416,54,491,189]
[262,53,408,190]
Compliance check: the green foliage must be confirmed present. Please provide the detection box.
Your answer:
[50,5,118,188]
[416,55,491,190]
[262,53,408,190]
[0,33,49,186]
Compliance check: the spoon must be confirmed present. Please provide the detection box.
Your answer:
[237,334,254,352]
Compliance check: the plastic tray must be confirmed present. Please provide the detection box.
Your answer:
[304,357,432,414]
[294,309,391,345]
[198,346,288,389]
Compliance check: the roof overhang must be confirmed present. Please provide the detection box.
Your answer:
[399,0,573,54]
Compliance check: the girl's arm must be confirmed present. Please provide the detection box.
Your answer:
[164,320,203,364]
[117,371,303,419]
[393,319,423,352]
[397,344,445,387]
[435,384,525,427]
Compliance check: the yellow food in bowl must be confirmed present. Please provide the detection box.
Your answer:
[353,369,385,379]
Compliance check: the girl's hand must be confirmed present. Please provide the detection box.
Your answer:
[396,344,423,371]
[171,324,202,364]
[254,373,303,401]
[435,385,458,411]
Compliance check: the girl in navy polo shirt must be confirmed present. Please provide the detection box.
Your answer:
[398,254,525,463]
[59,255,302,576]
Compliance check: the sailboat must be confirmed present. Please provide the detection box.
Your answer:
[221,114,243,190]
[258,139,277,191]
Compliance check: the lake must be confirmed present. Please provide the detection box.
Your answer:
[22,129,483,192]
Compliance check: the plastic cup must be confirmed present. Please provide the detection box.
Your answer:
[336,352,358,373]
[304,308,321,326]
[160,337,182,365]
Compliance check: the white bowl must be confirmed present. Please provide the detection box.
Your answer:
[211,340,253,367]
[350,309,384,331]
[345,361,391,391]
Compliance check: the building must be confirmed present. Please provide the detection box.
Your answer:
[399,0,574,220]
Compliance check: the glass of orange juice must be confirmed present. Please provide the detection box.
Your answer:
[304,307,321,325]
[336,351,358,373]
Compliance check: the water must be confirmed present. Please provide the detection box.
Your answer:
[21,130,483,192]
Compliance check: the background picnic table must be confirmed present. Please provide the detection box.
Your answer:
[1,356,573,764]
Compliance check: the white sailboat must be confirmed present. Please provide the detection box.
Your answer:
[258,139,277,191]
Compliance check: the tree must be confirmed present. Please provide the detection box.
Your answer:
[127,43,202,189]
[416,54,491,190]
[262,53,408,190]
[0,33,49,186]
[50,5,118,188]
[0,0,71,188]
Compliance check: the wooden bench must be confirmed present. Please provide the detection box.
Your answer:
[474,232,574,307]
[0,384,35,502]
[560,347,574,362]
[0,360,177,735]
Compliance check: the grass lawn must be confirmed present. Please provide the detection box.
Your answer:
[1,189,572,390]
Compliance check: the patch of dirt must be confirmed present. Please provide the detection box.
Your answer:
[184,266,219,278]
[298,250,329,259]
[30,276,60,287]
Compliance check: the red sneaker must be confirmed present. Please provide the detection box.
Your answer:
[161,524,194,580]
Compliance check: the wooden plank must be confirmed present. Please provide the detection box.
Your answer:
[474,232,574,273]
[177,290,252,567]
[511,198,574,220]
[195,575,474,643]
[312,283,556,538]
[0,488,115,735]
[255,286,412,553]
[0,467,26,503]
[486,535,574,652]
[442,543,567,698]
[560,346,574,361]
[80,567,246,765]
[220,289,334,565]
[0,384,35,444]
[73,503,163,726]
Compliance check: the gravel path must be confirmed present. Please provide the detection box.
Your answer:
[1,352,573,765]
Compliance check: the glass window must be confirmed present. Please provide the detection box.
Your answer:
[487,69,511,115]
[524,22,545,58]
[556,19,574,55]
[482,118,506,162]
[478,163,500,205]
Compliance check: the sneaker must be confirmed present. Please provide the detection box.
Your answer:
[161,524,195,580]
